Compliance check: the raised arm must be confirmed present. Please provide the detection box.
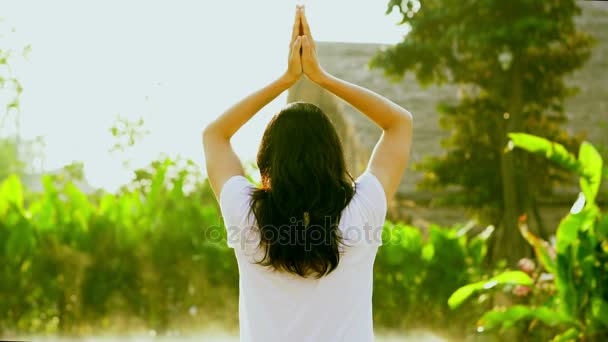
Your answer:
[299,10,413,203]
[203,6,305,199]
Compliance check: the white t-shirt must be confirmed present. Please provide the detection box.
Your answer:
[219,171,387,342]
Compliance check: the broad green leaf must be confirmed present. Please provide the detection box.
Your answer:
[99,193,117,215]
[65,182,92,220]
[555,252,577,318]
[556,208,595,254]
[551,328,580,342]
[421,243,434,261]
[148,159,171,209]
[41,175,58,195]
[468,237,487,266]
[448,271,533,309]
[507,133,581,173]
[6,219,35,261]
[555,205,597,318]
[0,174,24,214]
[578,141,603,206]
[383,224,423,266]
[478,305,573,332]
[520,224,556,274]
[591,297,608,327]
[598,214,608,240]
[556,213,581,255]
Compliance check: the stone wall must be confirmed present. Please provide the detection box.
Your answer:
[286,77,367,176]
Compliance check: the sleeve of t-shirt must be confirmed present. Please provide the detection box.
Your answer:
[219,175,256,249]
[353,171,388,246]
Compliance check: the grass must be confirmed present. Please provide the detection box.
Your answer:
[21,332,447,342]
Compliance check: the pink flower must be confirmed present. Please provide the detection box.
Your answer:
[518,258,535,275]
[513,285,532,297]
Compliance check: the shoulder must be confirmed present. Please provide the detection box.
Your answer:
[219,175,255,211]
[355,172,387,205]
[340,171,388,246]
[219,176,258,248]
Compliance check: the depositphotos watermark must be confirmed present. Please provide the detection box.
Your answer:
[200,216,397,250]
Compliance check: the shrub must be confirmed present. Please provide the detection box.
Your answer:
[0,158,490,337]
[449,133,608,341]
[374,222,492,337]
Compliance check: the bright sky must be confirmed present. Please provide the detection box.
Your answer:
[1,0,408,191]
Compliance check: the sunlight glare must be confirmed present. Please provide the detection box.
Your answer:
[2,0,411,191]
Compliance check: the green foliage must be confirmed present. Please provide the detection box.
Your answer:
[109,115,148,152]
[0,39,25,182]
[507,133,581,174]
[477,306,574,332]
[0,139,25,181]
[578,142,603,205]
[109,115,150,169]
[508,133,604,205]
[0,158,236,335]
[373,223,491,336]
[448,271,533,309]
[0,34,44,183]
[0,38,25,120]
[0,40,499,332]
[450,135,607,341]
[372,0,595,262]
[0,159,491,336]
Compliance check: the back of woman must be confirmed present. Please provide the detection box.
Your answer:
[203,5,412,342]
[221,171,386,341]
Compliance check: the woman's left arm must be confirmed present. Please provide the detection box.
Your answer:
[203,6,304,199]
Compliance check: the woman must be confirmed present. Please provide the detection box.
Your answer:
[203,5,412,342]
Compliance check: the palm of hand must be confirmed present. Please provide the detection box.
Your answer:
[287,6,323,84]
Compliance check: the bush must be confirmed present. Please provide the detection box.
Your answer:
[0,159,238,335]
[0,158,490,337]
[449,133,608,341]
[373,222,492,337]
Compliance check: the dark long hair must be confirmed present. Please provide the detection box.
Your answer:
[250,102,355,278]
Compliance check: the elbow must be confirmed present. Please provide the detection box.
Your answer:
[202,123,230,147]
[384,109,412,131]
[401,109,413,126]
[202,124,212,138]
[202,124,218,147]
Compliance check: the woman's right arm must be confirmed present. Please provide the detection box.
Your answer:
[299,10,413,202]
[315,69,412,203]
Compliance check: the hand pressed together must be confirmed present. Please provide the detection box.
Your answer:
[285,6,304,84]
[284,5,326,85]
[204,4,412,211]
